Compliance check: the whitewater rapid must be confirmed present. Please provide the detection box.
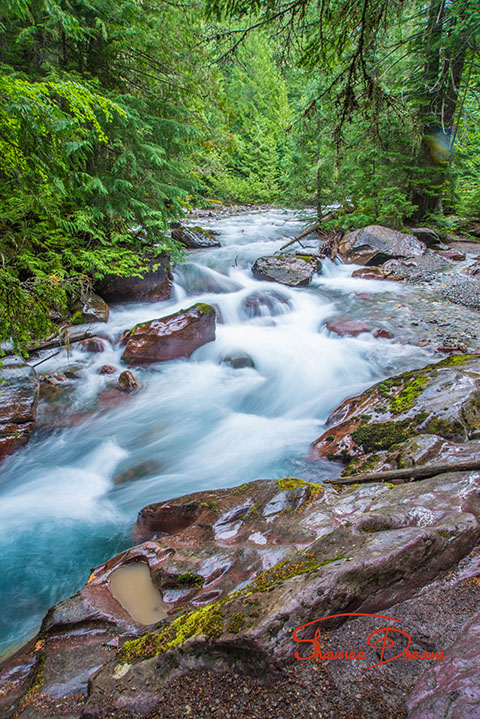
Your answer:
[0,208,431,657]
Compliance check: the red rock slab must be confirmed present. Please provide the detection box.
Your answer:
[121,303,216,366]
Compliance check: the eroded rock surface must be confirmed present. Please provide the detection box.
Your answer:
[309,354,480,475]
[0,357,39,462]
[3,470,480,718]
[252,254,320,286]
[121,303,216,365]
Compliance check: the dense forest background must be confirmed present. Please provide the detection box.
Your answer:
[0,0,479,349]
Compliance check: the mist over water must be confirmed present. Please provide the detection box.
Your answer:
[0,209,431,656]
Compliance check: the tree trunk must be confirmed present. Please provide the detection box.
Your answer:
[410,0,468,220]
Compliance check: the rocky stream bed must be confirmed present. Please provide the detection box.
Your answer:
[1,209,480,718]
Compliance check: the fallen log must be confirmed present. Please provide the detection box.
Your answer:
[278,222,321,252]
[324,458,480,486]
[26,330,94,356]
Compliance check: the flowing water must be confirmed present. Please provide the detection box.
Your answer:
[0,208,432,657]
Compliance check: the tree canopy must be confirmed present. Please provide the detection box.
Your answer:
[1,0,479,350]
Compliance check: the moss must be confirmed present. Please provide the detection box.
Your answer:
[71,310,83,325]
[297,254,317,264]
[342,454,379,477]
[177,572,205,587]
[435,353,478,367]
[227,612,245,634]
[25,654,45,697]
[351,419,414,453]
[388,374,429,414]
[119,602,225,663]
[438,528,455,538]
[232,483,250,493]
[192,226,215,238]
[425,416,465,439]
[193,302,215,315]
[276,477,324,502]
[251,552,345,592]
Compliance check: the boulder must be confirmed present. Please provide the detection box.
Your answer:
[222,353,255,369]
[240,290,291,318]
[309,354,480,476]
[94,253,172,303]
[171,226,221,249]
[80,337,105,353]
[118,370,140,392]
[71,292,110,324]
[408,227,440,247]
[4,472,480,718]
[351,266,386,280]
[463,260,480,277]
[252,254,320,287]
[0,357,39,462]
[373,327,393,339]
[325,317,370,337]
[438,249,466,262]
[121,303,216,366]
[339,225,426,265]
[98,364,117,375]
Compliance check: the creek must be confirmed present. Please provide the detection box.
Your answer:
[0,208,432,657]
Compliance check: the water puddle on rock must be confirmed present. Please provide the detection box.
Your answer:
[108,563,167,625]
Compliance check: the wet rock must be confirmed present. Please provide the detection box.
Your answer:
[171,226,221,249]
[71,292,109,324]
[309,354,480,475]
[339,225,426,265]
[0,357,39,462]
[80,337,105,353]
[351,267,386,280]
[408,608,480,719]
[408,227,440,247]
[373,327,393,339]
[5,472,480,717]
[252,254,320,287]
[118,370,140,392]
[98,364,117,375]
[436,342,468,354]
[94,253,172,303]
[463,260,480,277]
[121,303,216,366]
[438,249,466,262]
[222,354,255,369]
[240,290,291,318]
[325,317,370,337]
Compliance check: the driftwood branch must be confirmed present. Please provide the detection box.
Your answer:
[279,222,321,251]
[324,458,480,486]
[27,331,93,356]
